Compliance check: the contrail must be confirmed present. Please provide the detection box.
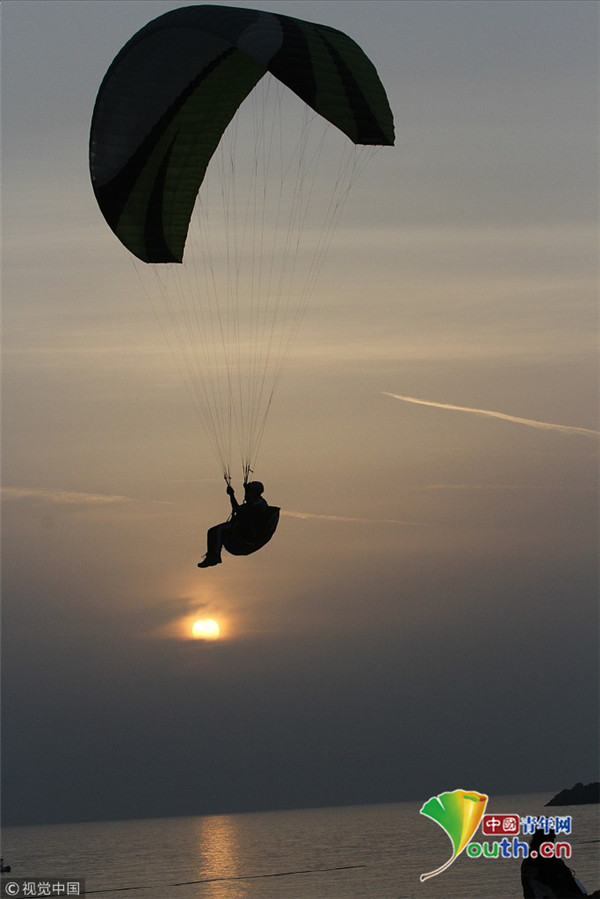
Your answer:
[283,510,426,526]
[383,393,600,438]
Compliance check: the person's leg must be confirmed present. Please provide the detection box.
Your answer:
[198,522,229,567]
[207,523,226,559]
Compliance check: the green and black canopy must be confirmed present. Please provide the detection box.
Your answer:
[90,4,394,264]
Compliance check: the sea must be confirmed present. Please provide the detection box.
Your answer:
[1,793,598,899]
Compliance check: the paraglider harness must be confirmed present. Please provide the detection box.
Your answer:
[221,475,280,557]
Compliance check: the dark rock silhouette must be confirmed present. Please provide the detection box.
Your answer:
[545,781,599,806]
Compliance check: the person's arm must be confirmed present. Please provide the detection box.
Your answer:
[226,484,240,511]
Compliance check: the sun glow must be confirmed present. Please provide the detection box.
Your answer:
[192,618,221,640]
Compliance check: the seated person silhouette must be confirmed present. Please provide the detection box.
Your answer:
[521,828,588,898]
[198,481,279,568]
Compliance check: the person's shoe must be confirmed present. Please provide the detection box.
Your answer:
[198,555,222,568]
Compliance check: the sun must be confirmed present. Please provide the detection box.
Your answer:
[192,618,221,640]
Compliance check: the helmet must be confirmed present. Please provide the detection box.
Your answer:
[245,481,264,495]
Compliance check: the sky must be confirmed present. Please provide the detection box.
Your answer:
[1,0,598,827]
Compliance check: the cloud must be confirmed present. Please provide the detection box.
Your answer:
[1,487,173,506]
[423,484,572,491]
[383,393,600,438]
[283,510,426,526]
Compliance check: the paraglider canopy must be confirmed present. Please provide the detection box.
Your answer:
[90,4,394,264]
[90,5,394,484]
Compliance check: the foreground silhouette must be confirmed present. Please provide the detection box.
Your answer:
[521,828,597,897]
[198,482,279,568]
